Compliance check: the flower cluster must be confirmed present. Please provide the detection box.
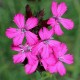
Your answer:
[6,1,74,76]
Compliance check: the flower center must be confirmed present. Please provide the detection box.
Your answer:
[20,49,24,53]
[20,45,32,53]
[43,40,49,44]
[58,57,64,62]
[21,28,26,33]
[25,45,32,52]
[53,16,60,23]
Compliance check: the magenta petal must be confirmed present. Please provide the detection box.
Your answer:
[26,31,38,45]
[51,1,58,17]
[24,61,38,74]
[32,42,44,55]
[59,18,74,30]
[47,18,56,26]
[6,28,24,45]
[54,43,68,58]
[43,54,56,65]
[54,23,64,35]
[41,45,49,58]
[41,54,56,72]
[41,45,54,58]
[13,31,24,45]
[59,43,68,56]
[6,27,18,39]
[57,62,66,76]
[57,2,67,17]
[13,13,24,28]
[62,54,74,64]
[48,65,57,73]
[11,44,21,51]
[25,17,38,30]
[49,40,60,47]
[39,27,54,40]
[39,28,44,40]
[41,59,48,70]
[24,64,31,74]
[26,52,38,64]
[13,53,26,64]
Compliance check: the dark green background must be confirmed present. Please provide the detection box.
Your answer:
[0,0,80,80]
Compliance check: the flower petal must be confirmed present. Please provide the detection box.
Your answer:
[48,64,57,73]
[59,18,74,30]
[54,23,64,35]
[51,1,58,17]
[47,18,56,26]
[43,54,56,65]
[13,53,26,64]
[41,54,56,72]
[13,31,24,45]
[57,2,67,17]
[54,43,68,58]
[25,17,38,30]
[32,42,44,55]
[39,28,44,40]
[41,59,48,70]
[11,44,21,51]
[57,62,66,76]
[25,61,38,74]
[59,43,68,56]
[41,45,50,58]
[26,52,38,64]
[62,54,74,64]
[39,27,54,40]
[49,40,60,47]
[13,13,24,28]
[6,27,18,39]
[25,31,38,45]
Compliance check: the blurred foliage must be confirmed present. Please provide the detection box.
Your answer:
[0,0,80,80]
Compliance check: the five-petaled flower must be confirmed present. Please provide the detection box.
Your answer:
[47,2,74,35]
[48,43,73,76]
[6,13,38,45]
[32,27,60,58]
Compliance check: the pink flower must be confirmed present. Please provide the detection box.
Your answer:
[47,2,74,35]
[32,27,60,58]
[6,13,38,45]
[12,43,32,64]
[50,43,74,76]
[12,43,38,74]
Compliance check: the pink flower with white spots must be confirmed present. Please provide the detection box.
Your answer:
[12,43,32,64]
[47,2,74,35]
[32,27,60,58]
[49,43,74,76]
[6,13,38,45]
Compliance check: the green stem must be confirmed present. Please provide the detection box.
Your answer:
[40,73,57,80]
[73,0,80,79]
